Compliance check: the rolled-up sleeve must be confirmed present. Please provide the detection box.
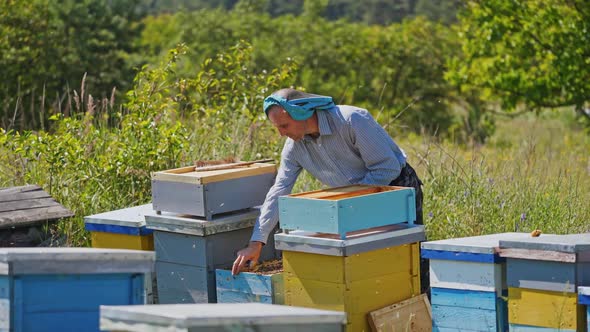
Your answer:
[250,141,302,244]
[349,110,403,185]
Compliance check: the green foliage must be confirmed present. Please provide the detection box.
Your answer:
[0,42,297,246]
[418,114,590,239]
[137,10,463,137]
[0,0,144,129]
[448,0,590,112]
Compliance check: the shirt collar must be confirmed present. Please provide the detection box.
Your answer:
[302,109,333,142]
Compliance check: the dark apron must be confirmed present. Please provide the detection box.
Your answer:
[389,162,424,225]
[389,162,429,295]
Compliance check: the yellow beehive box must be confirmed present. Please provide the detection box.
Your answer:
[508,287,584,330]
[84,204,154,251]
[275,224,425,332]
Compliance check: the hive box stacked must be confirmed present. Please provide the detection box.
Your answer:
[578,287,590,332]
[0,248,154,332]
[100,303,346,332]
[279,185,416,239]
[276,224,425,332]
[499,234,590,331]
[421,232,531,331]
[151,162,276,220]
[84,204,154,251]
[84,204,157,303]
[146,208,279,304]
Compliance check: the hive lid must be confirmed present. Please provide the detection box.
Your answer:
[498,233,590,263]
[84,204,153,235]
[275,224,425,256]
[145,207,260,236]
[100,303,346,329]
[421,232,534,254]
[152,163,276,185]
[0,248,155,275]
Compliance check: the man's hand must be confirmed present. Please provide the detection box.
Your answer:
[232,241,263,275]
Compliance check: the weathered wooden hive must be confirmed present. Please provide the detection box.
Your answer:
[279,184,416,239]
[421,232,532,331]
[145,208,279,304]
[499,234,590,331]
[151,162,276,220]
[99,303,347,332]
[276,224,424,332]
[0,248,154,332]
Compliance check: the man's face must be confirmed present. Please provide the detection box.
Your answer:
[268,107,306,141]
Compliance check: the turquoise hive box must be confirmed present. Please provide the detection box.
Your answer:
[0,248,154,332]
[421,232,532,332]
[279,185,416,239]
[99,303,347,332]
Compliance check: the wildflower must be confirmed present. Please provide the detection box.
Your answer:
[520,213,526,221]
[428,212,434,218]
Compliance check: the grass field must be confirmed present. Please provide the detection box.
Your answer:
[1,108,588,246]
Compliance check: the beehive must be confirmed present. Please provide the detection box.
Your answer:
[0,248,154,332]
[84,204,157,304]
[151,163,276,220]
[99,303,347,332]
[145,208,279,304]
[84,204,154,251]
[499,233,590,331]
[279,185,416,239]
[276,224,424,332]
[422,232,532,331]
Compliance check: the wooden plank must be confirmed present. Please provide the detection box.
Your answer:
[152,163,276,185]
[368,294,432,332]
[0,206,73,228]
[284,271,418,315]
[431,288,498,311]
[431,305,498,331]
[500,248,576,263]
[429,259,503,293]
[284,245,415,284]
[506,258,580,293]
[0,190,51,203]
[0,198,59,213]
[0,185,41,195]
[291,185,395,199]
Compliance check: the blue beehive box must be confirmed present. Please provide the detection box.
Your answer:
[421,232,532,332]
[279,185,415,239]
[100,303,347,332]
[0,248,154,332]
[145,207,280,304]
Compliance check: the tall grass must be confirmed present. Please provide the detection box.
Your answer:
[1,44,588,246]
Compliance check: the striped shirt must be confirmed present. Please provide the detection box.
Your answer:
[250,105,407,243]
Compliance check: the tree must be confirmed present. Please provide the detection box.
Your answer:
[448,0,590,118]
[0,0,144,129]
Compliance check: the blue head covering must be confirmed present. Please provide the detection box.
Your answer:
[263,94,335,121]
